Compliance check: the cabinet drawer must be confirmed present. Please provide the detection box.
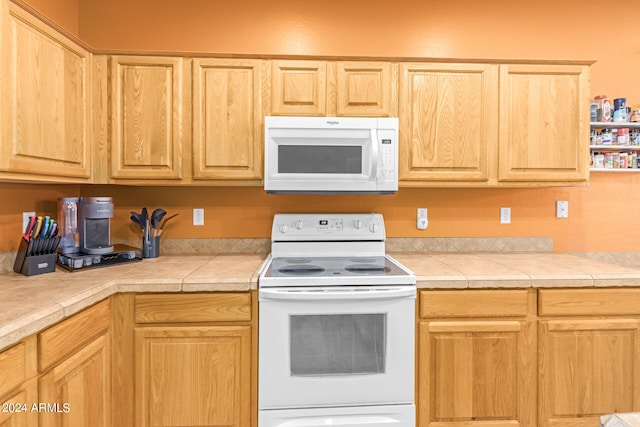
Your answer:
[38,299,111,372]
[420,289,530,318]
[0,338,36,398]
[135,293,252,323]
[539,288,640,316]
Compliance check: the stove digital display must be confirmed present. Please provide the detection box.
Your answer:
[316,218,342,231]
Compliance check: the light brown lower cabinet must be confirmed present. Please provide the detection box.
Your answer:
[6,287,640,427]
[37,299,111,427]
[134,326,251,427]
[110,292,257,427]
[538,289,640,427]
[418,289,537,427]
[0,378,38,427]
[38,334,111,427]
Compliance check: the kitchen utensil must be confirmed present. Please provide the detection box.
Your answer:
[49,221,58,237]
[150,208,167,229]
[32,216,43,240]
[23,216,35,241]
[40,216,50,238]
[157,213,178,236]
[130,212,145,231]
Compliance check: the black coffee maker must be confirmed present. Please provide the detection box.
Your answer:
[78,197,114,255]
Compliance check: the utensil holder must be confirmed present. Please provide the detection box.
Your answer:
[142,236,160,258]
[13,237,59,276]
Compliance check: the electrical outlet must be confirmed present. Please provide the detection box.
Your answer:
[556,200,569,218]
[417,208,428,230]
[193,208,205,226]
[22,211,35,233]
[500,207,511,224]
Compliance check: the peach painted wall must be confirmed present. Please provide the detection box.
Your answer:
[77,173,637,254]
[17,0,79,36]
[3,0,639,254]
[0,184,79,253]
[76,0,640,103]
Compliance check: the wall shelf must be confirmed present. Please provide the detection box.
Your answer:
[590,121,640,129]
[590,168,640,172]
[590,145,640,151]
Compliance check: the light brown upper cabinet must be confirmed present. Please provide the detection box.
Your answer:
[270,60,395,117]
[110,56,187,182]
[192,58,263,181]
[270,60,327,116]
[336,61,395,117]
[499,64,590,184]
[399,63,498,184]
[0,3,92,182]
[399,61,590,187]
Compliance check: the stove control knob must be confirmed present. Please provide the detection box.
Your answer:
[279,224,289,233]
[295,220,305,230]
[353,219,363,229]
[369,223,379,233]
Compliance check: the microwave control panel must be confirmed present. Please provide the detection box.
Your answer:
[378,128,397,180]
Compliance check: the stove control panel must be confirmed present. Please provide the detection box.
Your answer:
[272,213,385,240]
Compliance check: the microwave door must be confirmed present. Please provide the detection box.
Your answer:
[268,128,375,190]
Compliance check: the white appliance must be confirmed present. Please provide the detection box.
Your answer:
[264,116,399,194]
[258,213,416,427]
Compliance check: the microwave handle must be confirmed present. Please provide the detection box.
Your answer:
[370,129,378,180]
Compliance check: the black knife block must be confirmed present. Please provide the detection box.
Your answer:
[13,238,57,276]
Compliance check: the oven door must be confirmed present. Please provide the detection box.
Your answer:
[258,286,415,409]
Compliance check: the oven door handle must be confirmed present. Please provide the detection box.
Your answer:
[259,286,415,301]
[271,414,406,426]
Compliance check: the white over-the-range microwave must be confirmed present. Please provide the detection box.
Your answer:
[264,116,399,194]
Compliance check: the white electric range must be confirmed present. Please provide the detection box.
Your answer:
[258,213,416,427]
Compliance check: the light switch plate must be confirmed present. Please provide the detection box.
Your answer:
[556,200,569,218]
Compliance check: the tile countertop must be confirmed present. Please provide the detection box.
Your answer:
[2,252,640,352]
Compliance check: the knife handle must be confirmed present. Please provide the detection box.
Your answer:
[32,216,43,239]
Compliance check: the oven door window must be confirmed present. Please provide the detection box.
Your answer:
[289,313,386,376]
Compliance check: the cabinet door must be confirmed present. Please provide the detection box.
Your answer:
[0,4,92,181]
[499,64,589,183]
[192,59,263,180]
[39,334,111,427]
[271,60,326,116]
[399,63,498,184]
[336,61,394,117]
[0,379,38,427]
[135,325,251,427]
[419,320,536,427]
[110,55,185,180]
[539,319,640,427]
